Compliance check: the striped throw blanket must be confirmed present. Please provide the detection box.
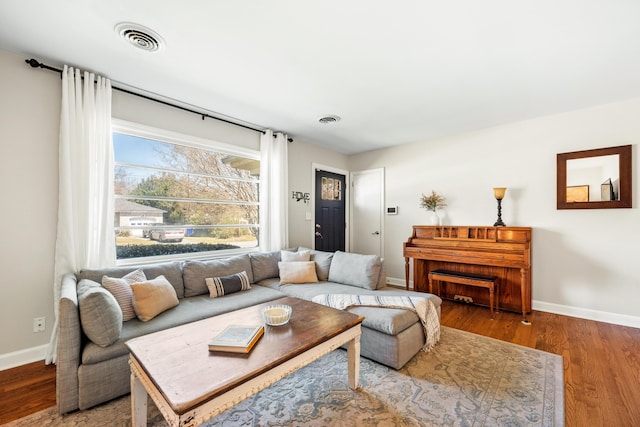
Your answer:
[311,294,441,351]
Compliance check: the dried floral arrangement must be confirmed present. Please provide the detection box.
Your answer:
[420,191,447,212]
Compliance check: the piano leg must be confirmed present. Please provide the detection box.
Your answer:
[404,257,410,290]
[520,268,531,325]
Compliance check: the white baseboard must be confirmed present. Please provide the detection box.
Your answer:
[532,300,640,329]
[386,276,413,289]
[387,276,639,329]
[0,344,48,371]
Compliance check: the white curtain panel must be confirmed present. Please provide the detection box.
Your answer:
[46,66,116,364]
[259,130,289,251]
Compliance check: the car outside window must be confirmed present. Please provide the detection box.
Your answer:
[113,121,260,262]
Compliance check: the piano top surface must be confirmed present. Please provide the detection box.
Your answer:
[403,226,531,268]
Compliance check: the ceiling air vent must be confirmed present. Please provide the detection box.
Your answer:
[115,22,164,52]
[318,115,341,124]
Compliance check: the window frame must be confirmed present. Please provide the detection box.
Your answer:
[112,119,261,266]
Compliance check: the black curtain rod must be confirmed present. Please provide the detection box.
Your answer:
[25,58,273,136]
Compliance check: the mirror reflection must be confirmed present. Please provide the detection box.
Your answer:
[566,154,619,202]
[556,144,632,210]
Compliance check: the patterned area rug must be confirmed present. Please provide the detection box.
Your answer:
[7,327,564,426]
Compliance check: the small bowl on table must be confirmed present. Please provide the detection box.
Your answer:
[262,304,292,326]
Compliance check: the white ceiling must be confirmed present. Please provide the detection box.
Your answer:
[1,1,640,154]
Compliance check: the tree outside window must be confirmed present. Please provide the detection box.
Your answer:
[113,124,260,261]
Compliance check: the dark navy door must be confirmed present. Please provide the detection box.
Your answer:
[315,169,346,252]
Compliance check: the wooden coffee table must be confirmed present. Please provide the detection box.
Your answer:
[125,296,364,427]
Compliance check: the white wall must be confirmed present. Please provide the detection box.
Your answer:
[0,50,60,365]
[287,141,349,249]
[349,99,640,326]
[112,89,260,151]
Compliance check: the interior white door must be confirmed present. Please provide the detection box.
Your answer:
[351,168,384,257]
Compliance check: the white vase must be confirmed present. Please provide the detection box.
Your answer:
[429,211,440,226]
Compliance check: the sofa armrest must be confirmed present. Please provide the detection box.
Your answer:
[377,259,387,289]
[56,273,81,414]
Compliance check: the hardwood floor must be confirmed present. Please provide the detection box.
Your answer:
[440,300,640,427]
[0,360,55,424]
[1,301,638,425]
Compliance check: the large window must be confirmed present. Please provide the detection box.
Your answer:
[113,121,260,262]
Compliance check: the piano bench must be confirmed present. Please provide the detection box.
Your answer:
[428,269,499,319]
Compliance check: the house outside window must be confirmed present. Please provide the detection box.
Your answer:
[113,120,260,263]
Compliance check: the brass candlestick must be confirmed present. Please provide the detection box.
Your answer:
[493,187,506,227]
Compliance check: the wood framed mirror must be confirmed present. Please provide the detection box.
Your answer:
[557,145,632,209]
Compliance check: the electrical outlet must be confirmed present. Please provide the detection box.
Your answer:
[33,317,45,333]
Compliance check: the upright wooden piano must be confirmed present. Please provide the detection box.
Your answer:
[403,226,532,323]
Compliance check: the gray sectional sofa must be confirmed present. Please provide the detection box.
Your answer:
[56,248,442,414]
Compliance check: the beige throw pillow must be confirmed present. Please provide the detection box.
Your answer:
[278,261,318,284]
[130,275,179,322]
[102,268,147,321]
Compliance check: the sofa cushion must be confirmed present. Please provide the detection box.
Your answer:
[77,280,122,347]
[183,255,254,297]
[205,271,251,298]
[328,251,382,290]
[298,247,334,281]
[278,261,318,284]
[281,250,311,262]
[263,281,443,336]
[77,261,185,299]
[249,251,281,282]
[377,261,387,289]
[101,268,146,321]
[131,276,179,322]
[275,282,419,334]
[81,285,285,365]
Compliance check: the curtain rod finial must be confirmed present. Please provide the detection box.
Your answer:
[26,58,42,68]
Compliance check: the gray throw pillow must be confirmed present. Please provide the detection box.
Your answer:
[299,247,334,281]
[77,280,122,347]
[249,251,281,282]
[328,251,382,290]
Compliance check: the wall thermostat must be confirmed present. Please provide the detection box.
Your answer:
[386,206,398,215]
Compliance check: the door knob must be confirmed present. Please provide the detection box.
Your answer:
[372,231,380,235]
[315,231,323,238]
[315,224,321,229]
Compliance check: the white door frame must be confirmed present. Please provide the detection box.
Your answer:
[311,163,350,251]
[350,168,385,258]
